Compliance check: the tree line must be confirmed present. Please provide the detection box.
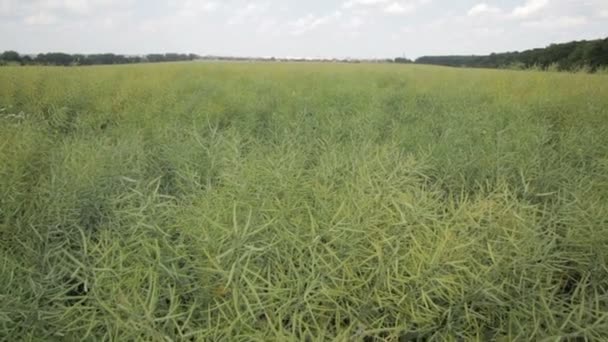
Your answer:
[5,37,605,70]
[415,37,608,72]
[0,52,201,66]
[1,50,415,66]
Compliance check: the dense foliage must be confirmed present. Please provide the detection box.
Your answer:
[0,49,411,66]
[0,51,199,66]
[1,63,607,340]
[394,57,413,64]
[416,37,608,72]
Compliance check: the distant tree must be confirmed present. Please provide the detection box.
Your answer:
[128,56,143,63]
[415,37,608,73]
[394,57,412,64]
[146,54,165,63]
[582,39,608,71]
[36,53,74,66]
[1,50,21,63]
[0,50,207,66]
[96,53,120,64]
[20,55,33,65]
[72,54,86,65]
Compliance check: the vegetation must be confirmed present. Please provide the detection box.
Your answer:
[394,57,413,64]
[1,62,607,340]
[0,51,200,66]
[1,50,402,66]
[5,36,606,70]
[416,37,608,72]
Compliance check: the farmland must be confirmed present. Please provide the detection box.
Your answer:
[1,62,607,340]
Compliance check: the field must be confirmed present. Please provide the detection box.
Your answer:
[1,62,607,341]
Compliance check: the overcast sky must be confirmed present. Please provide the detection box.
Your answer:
[1,0,606,58]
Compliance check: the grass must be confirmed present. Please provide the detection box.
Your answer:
[1,62,607,341]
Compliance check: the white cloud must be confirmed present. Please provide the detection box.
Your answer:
[389,25,413,40]
[102,17,113,28]
[343,0,389,9]
[344,0,429,15]
[169,0,218,17]
[9,0,135,19]
[31,0,130,14]
[24,11,57,25]
[511,0,549,19]
[475,26,505,37]
[342,15,364,29]
[384,2,415,14]
[1,0,12,15]
[62,0,90,14]
[289,11,342,35]
[521,15,587,29]
[228,2,269,25]
[400,26,413,34]
[256,18,278,35]
[0,0,604,59]
[468,3,501,17]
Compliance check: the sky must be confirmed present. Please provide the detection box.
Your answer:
[0,0,607,59]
